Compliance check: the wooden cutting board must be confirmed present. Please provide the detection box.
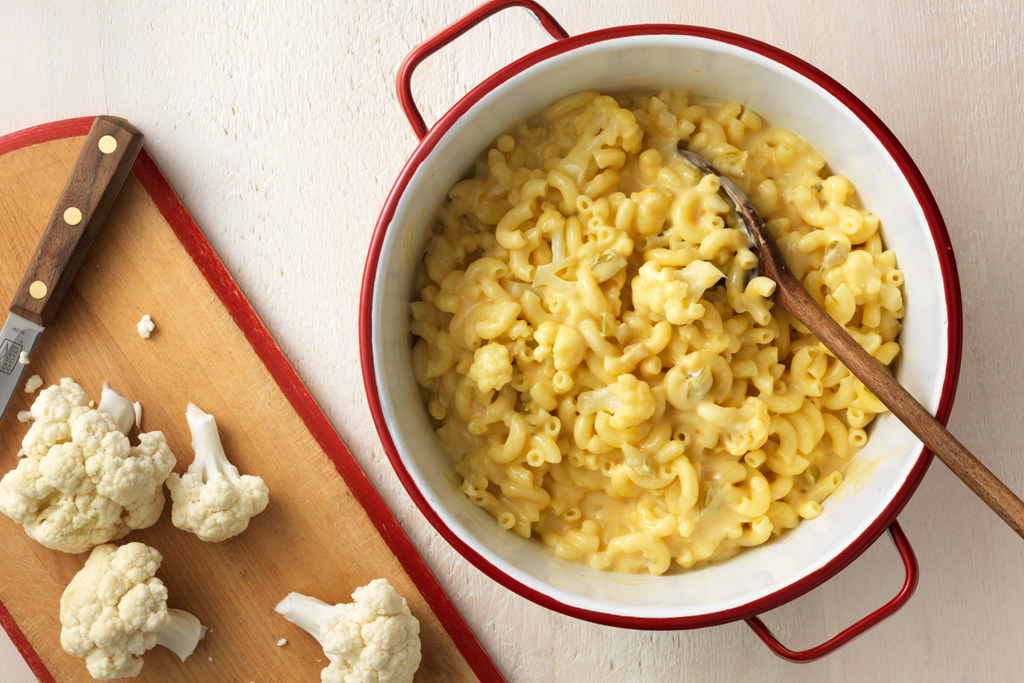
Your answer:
[0,119,504,683]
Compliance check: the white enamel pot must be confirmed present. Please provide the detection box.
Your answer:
[359,0,962,661]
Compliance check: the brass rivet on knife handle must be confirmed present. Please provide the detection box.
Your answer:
[98,135,117,154]
[9,116,144,327]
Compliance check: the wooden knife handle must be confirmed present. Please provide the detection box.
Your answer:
[9,115,144,326]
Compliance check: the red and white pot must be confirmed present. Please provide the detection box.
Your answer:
[360,0,962,661]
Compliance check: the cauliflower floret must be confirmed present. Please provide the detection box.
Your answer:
[533,322,586,373]
[821,249,898,309]
[60,542,206,680]
[576,374,657,431]
[166,403,269,542]
[466,342,513,393]
[0,379,175,553]
[631,259,724,325]
[695,396,770,456]
[19,378,91,460]
[275,578,421,683]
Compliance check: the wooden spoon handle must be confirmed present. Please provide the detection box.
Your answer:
[9,115,144,327]
[677,146,1023,536]
[774,275,1024,538]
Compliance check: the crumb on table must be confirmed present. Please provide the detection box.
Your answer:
[137,314,156,339]
[23,374,43,393]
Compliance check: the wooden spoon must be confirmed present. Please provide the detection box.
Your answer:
[678,146,1024,539]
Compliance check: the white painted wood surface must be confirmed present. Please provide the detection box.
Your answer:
[1,1,1021,681]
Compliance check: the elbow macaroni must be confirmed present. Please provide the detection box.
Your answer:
[410,91,905,575]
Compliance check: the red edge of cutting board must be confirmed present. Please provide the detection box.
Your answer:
[0,117,506,683]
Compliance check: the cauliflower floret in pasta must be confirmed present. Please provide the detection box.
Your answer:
[577,374,657,431]
[696,397,771,457]
[468,343,514,392]
[410,90,905,574]
[533,322,586,373]
[631,259,724,326]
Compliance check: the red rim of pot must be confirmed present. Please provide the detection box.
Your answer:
[359,22,963,630]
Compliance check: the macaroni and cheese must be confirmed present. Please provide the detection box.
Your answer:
[409,91,904,575]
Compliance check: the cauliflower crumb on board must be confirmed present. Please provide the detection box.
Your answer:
[277,638,288,646]
[137,313,156,339]
[22,374,43,393]
[17,351,29,365]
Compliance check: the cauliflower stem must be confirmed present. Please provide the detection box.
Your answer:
[185,403,240,481]
[98,383,136,436]
[155,609,208,662]
[274,592,337,646]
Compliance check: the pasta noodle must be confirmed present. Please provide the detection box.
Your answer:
[410,91,905,575]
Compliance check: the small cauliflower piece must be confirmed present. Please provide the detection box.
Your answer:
[696,396,770,456]
[275,578,421,683]
[166,403,269,542]
[137,315,155,339]
[576,373,657,430]
[24,374,43,394]
[60,542,206,680]
[467,342,513,392]
[18,351,30,365]
[533,322,586,373]
[0,379,176,553]
[631,259,724,326]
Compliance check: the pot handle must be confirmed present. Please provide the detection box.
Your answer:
[745,521,918,662]
[397,0,570,140]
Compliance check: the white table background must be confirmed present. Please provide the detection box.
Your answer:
[2,1,1022,681]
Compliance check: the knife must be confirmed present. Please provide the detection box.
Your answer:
[0,116,144,419]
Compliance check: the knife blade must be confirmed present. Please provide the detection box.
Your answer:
[0,116,144,420]
[0,314,44,417]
